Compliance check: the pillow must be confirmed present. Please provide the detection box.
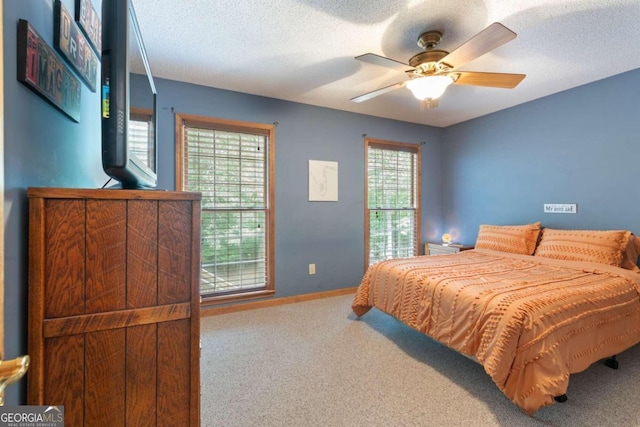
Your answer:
[534,228,631,267]
[474,222,541,255]
[621,234,640,271]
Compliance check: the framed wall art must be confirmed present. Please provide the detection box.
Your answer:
[309,160,338,202]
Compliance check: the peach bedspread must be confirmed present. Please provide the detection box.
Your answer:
[352,249,640,415]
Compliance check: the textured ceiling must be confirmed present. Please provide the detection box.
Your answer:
[132,0,640,127]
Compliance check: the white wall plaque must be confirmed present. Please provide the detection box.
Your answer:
[543,203,577,214]
[309,160,338,201]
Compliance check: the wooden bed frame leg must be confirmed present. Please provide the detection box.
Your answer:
[604,355,618,369]
[554,394,568,403]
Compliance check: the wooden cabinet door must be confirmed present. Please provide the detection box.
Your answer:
[27,189,201,426]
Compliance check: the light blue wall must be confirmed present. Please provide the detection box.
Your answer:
[3,0,106,405]
[153,77,444,297]
[441,68,640,245]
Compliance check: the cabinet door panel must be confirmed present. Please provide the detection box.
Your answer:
[127,200,159,308]
[86,200,127,313]
[126,324,158,426]
[158,202,192,304]
[45,200,85,318]
[44,335,84,426]
[157,319,191,427]
[85,329,126,425]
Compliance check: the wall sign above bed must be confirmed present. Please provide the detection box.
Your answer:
[544,203,577,214]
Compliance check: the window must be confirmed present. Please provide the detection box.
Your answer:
[365,138,421,267]
[176,114,275,303]
[129,108,155,170]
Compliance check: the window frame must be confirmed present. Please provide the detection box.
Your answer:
[364,137,421,270]
[175,113,276,305]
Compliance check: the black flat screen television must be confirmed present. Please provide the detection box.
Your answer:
[101,0,157,189]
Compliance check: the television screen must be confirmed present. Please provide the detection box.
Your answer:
[101,0,157,189]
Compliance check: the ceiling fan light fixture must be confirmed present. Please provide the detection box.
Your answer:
[405,75,454,100]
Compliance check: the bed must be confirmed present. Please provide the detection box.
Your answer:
[352,223,640,415]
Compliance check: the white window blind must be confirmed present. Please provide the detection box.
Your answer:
[367,143,419,265]
[129,110,155,171]
[182,125,269,296]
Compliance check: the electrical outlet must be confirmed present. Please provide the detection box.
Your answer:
[309,264,316,275]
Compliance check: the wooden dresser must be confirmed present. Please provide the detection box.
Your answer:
[27,187,201,426]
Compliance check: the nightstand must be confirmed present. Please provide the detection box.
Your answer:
[425,242,474,256]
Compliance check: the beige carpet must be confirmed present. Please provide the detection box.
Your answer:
[200,294,640,427]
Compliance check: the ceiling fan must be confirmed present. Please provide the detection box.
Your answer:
[351,22,526,109]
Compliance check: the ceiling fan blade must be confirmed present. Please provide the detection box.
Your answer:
[451,71,525,88]
[439,22,517,69]
[355,53,413,72]
[351,81,406,103]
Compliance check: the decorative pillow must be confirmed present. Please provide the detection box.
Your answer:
[621,234,640,271]
[534,228,631,267]
[474,222,541,255]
